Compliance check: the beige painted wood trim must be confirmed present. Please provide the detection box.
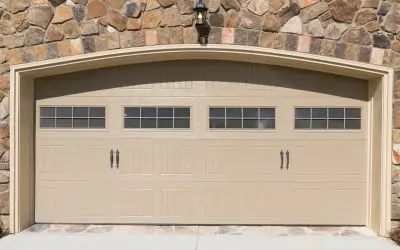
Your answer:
[8,44,394,236]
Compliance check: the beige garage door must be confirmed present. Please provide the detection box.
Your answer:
[35,61,368,225]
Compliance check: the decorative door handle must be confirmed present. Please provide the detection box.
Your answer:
[280,150,284,170]
[116,149,120,169]
[110,149,114,168]
[286,150,290,170]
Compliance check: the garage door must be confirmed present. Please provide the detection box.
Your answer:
[35,61,368,225]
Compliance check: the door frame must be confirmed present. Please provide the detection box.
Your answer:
[8,44,394,236]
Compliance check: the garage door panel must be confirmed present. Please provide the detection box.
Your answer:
[159,185,204,219]
[36,142,112,180]
[117,187,155,219]
[35,60,369,225]
[205,143,282,177]
[288,141,367,180]
[205,183,275,220]
[36,180,117,223]
[272,182,366,225]
[117,141,204,178]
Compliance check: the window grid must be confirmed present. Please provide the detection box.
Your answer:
[124,107,191,129]
[39,106,106,129]
[294,108,361,130]
[209,107,275,130]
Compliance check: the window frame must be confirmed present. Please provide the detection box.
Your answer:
[123,106,192,130]
[38,106,107,130]
[208,106,277,131]
[293,107,362,131]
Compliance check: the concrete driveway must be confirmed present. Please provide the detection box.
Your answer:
[0,233,399,250]
[0,225,398,250]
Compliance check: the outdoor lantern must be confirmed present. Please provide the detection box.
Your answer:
[193,0,208,25]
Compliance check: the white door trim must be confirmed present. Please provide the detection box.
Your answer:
[8,44,394,236]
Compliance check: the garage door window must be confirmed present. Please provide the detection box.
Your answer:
[124,107,190,129]
[209,107,275,129]
[39,106,106,129]
[295,108,361,130]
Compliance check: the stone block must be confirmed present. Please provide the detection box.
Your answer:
[234,28,247,45]
[247,30,260,46]
[358,46,372,63]
[81,20,99,36]
[394,101,400,129]
[25,26,45,46]
[119,31,134,48]
[4,33,25,49]
[226,9,239,28]
[145,30,157,46]
[62,20,81,39]
[108,10,127,32]
[0,188,9,214]
[320,39,335,57]
[329,0,361,23]
[183,27,197,44]
[132,30,145,47]
[88,0,106,19]
[0,215,9,230]
[82,36,96,53]
[52,4,74,24]
[370,47,384,65]
[28,5,54,29]
[142,9,162,29]
[221,0,240,11]
[157,28,170,45]
[21,47,35,63]
[222,28,234,44]
[354,9,377,26]
[343,27,372,46]
[309,38,322,55]
[208,27,222,44]
[46,43,60,60]
[106,32,120,50]
[58,40,71,57]
[0,151,9,165]
[334,42,346,59]
[176,0,193,14]
[383,3,400,33]
[240,11,261,30]
[297,35,310,53]
[299,2,329,24]
[70,38,84,56]
[169,27,183,44]
[127,18,141,31]
[285,34,298,51]
[260,32,286,49]
[45,25,64,43]
[0,171,8,184]
[8,0,30,14]
[345,43,359,61]
[0,75,9,93]
[162,5,182,27]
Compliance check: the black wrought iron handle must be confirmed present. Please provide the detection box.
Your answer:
[110,149,114,168]
[280,150,284,170]
[116,149,120,169]
[286,150,290,170]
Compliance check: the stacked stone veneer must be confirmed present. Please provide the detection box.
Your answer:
[1,0,400,229]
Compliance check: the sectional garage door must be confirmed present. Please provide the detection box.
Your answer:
[34,61,368,225]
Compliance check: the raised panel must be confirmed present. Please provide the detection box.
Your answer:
[118,188,154,218]
[205,184,274,219]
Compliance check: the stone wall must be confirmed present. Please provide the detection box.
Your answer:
[1,0,400,229]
